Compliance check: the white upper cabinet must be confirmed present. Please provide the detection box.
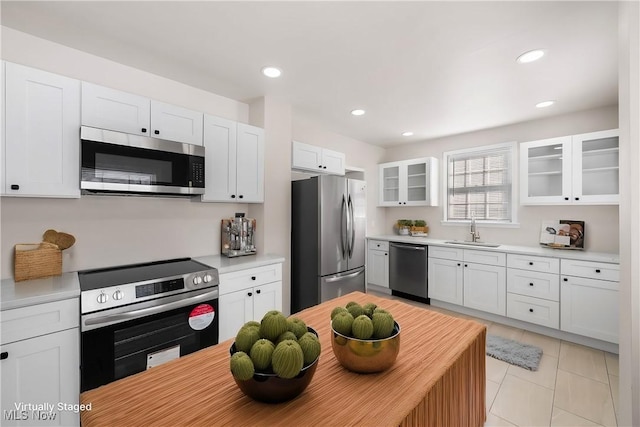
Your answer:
[378,157,438,206]
[292,140,345,175]
[81,82,150,136]
[201,115,264,203]
[520,129,619,205]
[81,82,203,145]
[4,62,81,198]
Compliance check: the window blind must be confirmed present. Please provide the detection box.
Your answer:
[447,146,513,221]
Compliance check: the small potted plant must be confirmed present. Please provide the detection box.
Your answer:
[411,220,428,234]
[396,219,413,235]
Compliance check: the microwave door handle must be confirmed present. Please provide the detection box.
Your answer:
[84,289,218,328]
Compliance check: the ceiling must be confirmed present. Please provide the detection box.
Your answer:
[0,1,619,148]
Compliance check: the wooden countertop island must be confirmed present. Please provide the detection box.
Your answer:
[80,292,486,427]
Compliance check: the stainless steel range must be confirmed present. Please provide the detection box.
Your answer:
[78,258,219,392]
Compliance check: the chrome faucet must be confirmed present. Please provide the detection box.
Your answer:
[470,213,480,242]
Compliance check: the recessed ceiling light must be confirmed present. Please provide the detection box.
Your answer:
[402,131,414,137]
[536,100,555,108]
[351,109,366,116]
[261,66,282,78]
[517,49,545,64]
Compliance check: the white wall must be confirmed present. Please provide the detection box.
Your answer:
[381,106,619,253]
[0,28,251,278]
[292,113,387,237]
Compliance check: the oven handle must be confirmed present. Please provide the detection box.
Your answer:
[84,289,218,328]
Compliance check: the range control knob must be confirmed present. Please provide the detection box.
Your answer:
[193,276,203,285]
[113,290,124,300]
[97,292,108,304]
[203,274,212,283]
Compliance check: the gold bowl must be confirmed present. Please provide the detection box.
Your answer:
[330,321,401,373]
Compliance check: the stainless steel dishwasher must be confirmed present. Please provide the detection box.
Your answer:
[389,242,428,302]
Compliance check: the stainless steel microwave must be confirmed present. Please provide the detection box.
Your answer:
[80,126,205,196]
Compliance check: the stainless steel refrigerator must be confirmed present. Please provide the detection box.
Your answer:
[291,175,366,312]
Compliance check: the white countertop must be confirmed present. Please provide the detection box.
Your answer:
[195,253,285,274]
[1,272,80,311]
[367,235,620,264]
[1,254,285,311]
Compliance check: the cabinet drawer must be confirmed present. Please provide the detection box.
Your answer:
[368,240,389,251]
[507,293,559,329]
[561,259,619,281]
[429,246,463,260]
[507,254,559,274]
[464,249,506,266]
[219,263,282,295]
[506,269,559,301]
[1,298,79,345]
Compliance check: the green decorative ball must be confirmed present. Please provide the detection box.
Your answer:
[330,306,349,320]
[373,307,389,316]
[235,325,261,353]
[276,331,298,345]
[345,301,359,309]
[243,320,261,329]
[372,312,395,339]
[363,302,378,318]
[298,333,321,366]
[287,317,307,339]
[259,310,289,342]
[230,351,255,381]
[249,339,275,371]
[347,303,364,319]
[352,315,374,339]
[271,340,304,379]
[332,311,354,336]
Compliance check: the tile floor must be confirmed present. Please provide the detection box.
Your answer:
[370,291,619,427]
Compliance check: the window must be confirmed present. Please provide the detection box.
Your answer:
[443,142,517,224]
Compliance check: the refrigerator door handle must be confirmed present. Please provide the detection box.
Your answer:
[347,195,355,258]
[325,268,365,283]
[341,195,347,259]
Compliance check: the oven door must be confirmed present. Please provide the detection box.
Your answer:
[80,126,205,195]
[81,287,218,392]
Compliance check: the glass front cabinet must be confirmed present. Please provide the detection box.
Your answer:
[520,129,619,205]
[378,157,438,206]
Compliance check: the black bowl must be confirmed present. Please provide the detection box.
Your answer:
[229,326,319,403]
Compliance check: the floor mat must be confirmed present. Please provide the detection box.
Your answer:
[486,334,543,371]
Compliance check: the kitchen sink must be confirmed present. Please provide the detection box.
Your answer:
[443,240,501,248]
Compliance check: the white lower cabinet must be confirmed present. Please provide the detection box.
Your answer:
[560,259,619,344]
[428,256,463,305]
[367,240,389,289]
[463,261,506,316]
[506,254,560,329]
[1,299,80,426]
[218,263,283,342]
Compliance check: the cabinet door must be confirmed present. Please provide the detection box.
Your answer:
[428,257,463,305]
[150,100,203,145]
[378,162,404,206]
[219,289,254,342]
[405,158,431,206]
[520,137,572,205]
[571,129,619,204]
[367,249,389,288]
[5,63,81,197]
[201,115,237,202]
[253,281,282,320]
[560,276,618,343]
[1,328,79,426]
[236,123,264,203]
[292,140,323,172]
[463,262,506,315]
[321,148,346,175]
[81,82,150,136]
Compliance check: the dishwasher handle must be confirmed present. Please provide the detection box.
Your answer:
[391,243,426,251]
